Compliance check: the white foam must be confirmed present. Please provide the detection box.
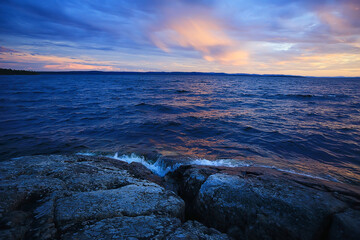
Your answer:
[76,152,338,182]
[111,153,182,177]
[190,158,250,167]
[190,158,333,181]
[76,152,97,156]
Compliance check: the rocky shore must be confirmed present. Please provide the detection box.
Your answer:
[1,155,359,239]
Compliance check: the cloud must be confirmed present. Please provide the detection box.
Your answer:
[148,2,248,65]
[43,63,113,71]
[0,46,18,53]
[0,0,359,76]
[0,48,116,71]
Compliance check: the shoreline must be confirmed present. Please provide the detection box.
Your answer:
[1,154,359,239]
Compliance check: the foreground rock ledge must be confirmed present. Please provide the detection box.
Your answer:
[0,155,359,240]
[165,165,360,240]
[0,155,228,239]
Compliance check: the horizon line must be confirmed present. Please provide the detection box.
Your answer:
[1,68,360,78]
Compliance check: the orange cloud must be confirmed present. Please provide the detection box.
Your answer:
[150,16,248,65]
[43,63,114,70]
[204,50,248,65]
[269,52,360,76]
[0,50,116,71]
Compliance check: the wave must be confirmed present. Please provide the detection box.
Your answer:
[190,158,250,167]
[265,93,348,100]
[134,102,182,114]
[111,153,182,177]
[76,152,335,181]
[190,158,331,181]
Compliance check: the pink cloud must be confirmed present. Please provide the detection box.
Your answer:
[43,63,114,71]
[0,49,116,71]
[149,9,248,65]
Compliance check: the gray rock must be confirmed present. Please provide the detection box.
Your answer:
[168,165,360,240]
[29,197,58,240]
[328,209,360,240]
[62,215,181,240]
[197,173,346,240]
[0,176,65,217]
[5,154,359,240]
[0,155,186,239]
[55,181,184,228]
[167,220,230,240]
[0,211,30,240]
[61,217,229,240]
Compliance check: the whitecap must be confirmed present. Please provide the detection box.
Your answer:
[111,153,182,177]
[190,158,250,167]
[76,152,339,182]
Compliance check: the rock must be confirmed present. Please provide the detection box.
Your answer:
[29,197,58,240]
[168,220,230,240]
[61,215,181,239]
[61,217,228,240]
[168,165,360,240]
[165,165,218,220]
[0,155,186,239]
[76,155,163,186]
[0,211,30,240]
[328,209,360,240]
[55,182,184,228]
[198,173,346,240]
[4,154,359,240]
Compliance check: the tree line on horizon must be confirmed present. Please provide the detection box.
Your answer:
[0,68,309,77]
[0,68,38,75]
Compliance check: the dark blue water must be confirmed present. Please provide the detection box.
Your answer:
[1,74,360,184]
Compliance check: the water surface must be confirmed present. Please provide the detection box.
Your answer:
[1,74,359,184]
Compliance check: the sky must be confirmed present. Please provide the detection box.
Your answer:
[0,0,360,76]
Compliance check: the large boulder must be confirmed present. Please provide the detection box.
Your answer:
[328,208,360,240]
[167,165,360,240]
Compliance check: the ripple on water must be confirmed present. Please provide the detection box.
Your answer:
[0,74,359,184]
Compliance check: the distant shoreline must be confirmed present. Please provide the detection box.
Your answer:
[37,71,306,78]
[0,68,38,75]
[0,68,304,77]
[1,68,359,78]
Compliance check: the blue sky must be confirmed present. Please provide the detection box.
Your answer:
[1,0,359,76]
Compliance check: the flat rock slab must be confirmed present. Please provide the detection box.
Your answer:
[55,182,184,227]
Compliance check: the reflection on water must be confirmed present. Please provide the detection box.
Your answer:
[0,74,360,185]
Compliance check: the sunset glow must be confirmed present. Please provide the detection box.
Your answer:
[1,0,359,76]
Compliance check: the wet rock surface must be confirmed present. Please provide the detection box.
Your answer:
[0,155,226,239]
[1,154,360,240]
[167,165,360,240]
